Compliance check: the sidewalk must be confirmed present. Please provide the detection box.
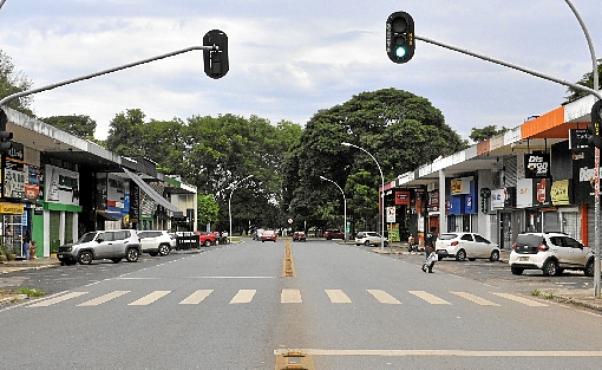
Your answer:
[0,256,60,274]
[543,288,602,313]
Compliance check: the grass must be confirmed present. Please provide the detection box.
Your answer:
[17,287,45,298]
[531,289,555,300]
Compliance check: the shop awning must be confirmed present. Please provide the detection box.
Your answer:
[123,168,180,214]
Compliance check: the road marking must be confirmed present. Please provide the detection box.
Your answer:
[128,291,171,306]
[367,289,401,304]
[450,291,500,306]
[492,292,548,307]
[408,291,450,305]
[229,289,256,304]
[273,349,602,357]
[281,289,302,303]
[0,291,69,313]
[78,291,130,307]
[179,289,213,305]
[28,291,88,307]
[116,277,159,280]
[325,289,351,304]
[188,276,275,279]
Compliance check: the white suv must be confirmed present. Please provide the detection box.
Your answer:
[355,231,388,247]
[509,232,595,276]
[138,230,175,256]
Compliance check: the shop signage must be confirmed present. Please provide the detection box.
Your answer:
[491,189,505,209]
[45,165,80,205]
[427,190,439,212]
[386,207,396,223]
[535,178,550,206]
[465,195,472,210]
[394,191,410,206]
[516,178,533,208]
[524,152,550,178]
[0,201,24,215]
[503,187,516,208]
[550,179,570,206]
[450,177,471,195]
[569,129,590,150]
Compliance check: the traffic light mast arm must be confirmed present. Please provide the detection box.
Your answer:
[415,35,602,101]
[0,45,217,107]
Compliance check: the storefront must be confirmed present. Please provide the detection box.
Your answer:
[447,176,478,233]
[491,187,517,249]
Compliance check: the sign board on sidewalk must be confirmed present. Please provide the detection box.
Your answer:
[386,207,396,223]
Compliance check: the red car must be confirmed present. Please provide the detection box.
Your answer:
[324,229,344,240]
[292,231,306,242]
[196,231,217,247]
[260,230,277,243]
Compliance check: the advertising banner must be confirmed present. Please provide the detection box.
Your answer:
[491,189,505,209]
[394,191,410,206]
[569,129,590,150]
[450,177,471,195]
[534,178,551,207]
[427,190,439,212]
[516,178,533,208]
[550,179,570,206]
[524,152,550,178]
[386,206,396,223]
[45,165,80,205]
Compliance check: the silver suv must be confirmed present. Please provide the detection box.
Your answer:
[138,230,175,256]
[57,229,142,265]
[509,232,595,276]
[355,231,388,247]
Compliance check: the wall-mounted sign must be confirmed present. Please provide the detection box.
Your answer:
[535,178,550,207]
[450,177,471,195]
[394,191,410,206]
[516,178,533,208]
[569,129,590,150]
[0,201,24,215]
[386,206,396,223]
[550,179,570,206]
[427,190,439,212]
[45,165,80,205]
[524,152,550,178]
[491,189,505,209]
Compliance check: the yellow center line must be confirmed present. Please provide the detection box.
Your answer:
[274,349,602,357]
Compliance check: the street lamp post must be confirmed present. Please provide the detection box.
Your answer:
[342,142,388,252]
[320,176,347,243]
[228,175,253,240]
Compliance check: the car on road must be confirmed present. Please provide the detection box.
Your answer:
[138,230,175,257]
[57,229,142,265]
[196,231,217,247]
[261,230,277,242]
[253,228,265,241]
[324,229,344,240]
[355,231,388,247]
[435,232,500,262]
[292,231,306,242]
[509,232,595,276]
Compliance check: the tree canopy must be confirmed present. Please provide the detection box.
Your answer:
[0,50,33,116]
[469,125,508,143]
[42,115,97,140]
[565,64,602,103]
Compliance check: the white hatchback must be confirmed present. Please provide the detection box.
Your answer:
[435,232,500,262]
[138,230,175,256]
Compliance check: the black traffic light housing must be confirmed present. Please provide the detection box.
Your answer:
[203,29,229,79]
[0,108,13,153]
[589,99,602,148]
[386,11,415,64]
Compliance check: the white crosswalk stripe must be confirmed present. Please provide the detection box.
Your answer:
[450,291,500,306]
[408,290,450,305]
[78,291,130,307]
[179,290,213,305]
[28,292,88,307]
[325,289,352,304]
[128,291,171,306]
[229,289,256,304]
[367,289,401,304]
[281,289,302,303]
[491,292,548,307]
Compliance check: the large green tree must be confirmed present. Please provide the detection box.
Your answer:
[284,88,465,232]
[42,115,97,139]
[565,63,602,103]
[0,50,34,116]
[469,125,508,143]
[105,108,146,157]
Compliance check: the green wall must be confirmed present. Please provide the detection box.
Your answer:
[32,213,44,257]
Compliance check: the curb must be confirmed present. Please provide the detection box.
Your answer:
[0,294,28,307]
[0,264,59,274]
[549,294,602,312]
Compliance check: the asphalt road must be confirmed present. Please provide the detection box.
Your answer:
[1,240,601,370]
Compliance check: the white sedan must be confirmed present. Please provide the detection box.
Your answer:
[435,233,500,262]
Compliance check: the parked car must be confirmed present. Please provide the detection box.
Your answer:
[355,231,388,247]
[435,232,500,262]
[57,229,141,265]
[138,230,174,256]
[292,231,306,242]
[324,229,344,240]
[196,231,217,247]
[253,228,265,241]
[261,230,277,242]
[509,232,595,276]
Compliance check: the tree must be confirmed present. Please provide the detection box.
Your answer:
[0,50,34,115]
[283,88,465,231]
[42,115,97,139]
[469,125,509,143]
[197,194,220,229]
[105,109,146,157]
[565,63,602,103]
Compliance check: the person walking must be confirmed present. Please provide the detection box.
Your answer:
[422,230,437,273]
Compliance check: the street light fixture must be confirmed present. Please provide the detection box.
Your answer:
[228,175,253,240]
[341,142,388,252]
[320,175,347,243]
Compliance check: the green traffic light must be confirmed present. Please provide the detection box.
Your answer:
[395,46,407,58]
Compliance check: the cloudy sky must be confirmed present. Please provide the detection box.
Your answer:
[0,0,600,140]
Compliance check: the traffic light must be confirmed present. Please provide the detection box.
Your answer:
[203,29,229,79]
[0,108,13,153]
[589,99,602,148]
[386,11,415,64]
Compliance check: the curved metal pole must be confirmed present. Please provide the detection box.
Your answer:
[320,176,347,243]
[343,143,387,252]
[564,0,601,298]
[0,0,7,10]
[228,175,253,240]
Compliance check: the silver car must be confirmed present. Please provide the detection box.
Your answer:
[355,231,388,247]
[57,229,142,265]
